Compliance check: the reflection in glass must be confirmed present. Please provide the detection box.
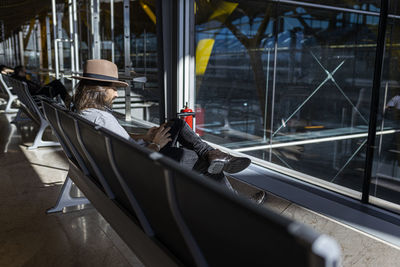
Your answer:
[291,0,380,13]
[100,0,159,123]
[195,0,380,194]
[371,16,400,207]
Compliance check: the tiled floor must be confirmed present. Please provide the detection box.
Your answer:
[0,112,143,267]
[1,110,400,266]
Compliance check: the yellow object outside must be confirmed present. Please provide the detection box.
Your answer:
[140,0,156,24]
[196,1,238,76]
[196,39,215,76]
[209,1,238,22]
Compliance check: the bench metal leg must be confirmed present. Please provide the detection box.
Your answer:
[47,176,90,213]
[3,123,17,153]
[4,95,18,113]
[28,119,60,150]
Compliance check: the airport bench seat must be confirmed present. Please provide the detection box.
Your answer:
[3,76,59,149]
[0,73,18,113]
[41,98,341,267]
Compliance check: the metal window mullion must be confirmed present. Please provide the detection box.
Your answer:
[92,0,101,59]
[162,0,171,121]
[273,0,399,19]
[15,33,20,65]
[52,0,60,79]
[6,37,10,66]
[362,0,389,203]
[110,0,114,62]
[57,11,64,75]
[0,41,3,64]
[69,0,75,80]
[10,36,13,66]
[72,0,79,76]
[9,35,13,66]
[90,0,94,58]
[3,39,5,65]
[32,23,38,68]
[5,37,8,66]
[186,0,195,112]
[2,41,5,64]
[45,16,52,71]
[9,37,13,66]
[177,0,184,113]
[36,19,43,71]
[161,0,177,121]
[9,37,12,66]
[12,32,18,66]
[144,29,147,75]
[269,7,279,162]
[123,0,131,121]
[5,38,7,66]
[156,0,165,122]
[9,35,12,66]
[16,32,20,65]
[10,34,15,66]
[86,0,92,59]
[4,38,8,66]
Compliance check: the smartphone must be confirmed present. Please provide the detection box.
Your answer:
[164,120,175,128]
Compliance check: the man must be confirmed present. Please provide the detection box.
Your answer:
[71,59,251,186]
[11,65,69,102]
[0,65,14,75]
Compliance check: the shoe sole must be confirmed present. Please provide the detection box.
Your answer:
[208,158,251,174]
[223,158,251,174]
[208,160,225,174]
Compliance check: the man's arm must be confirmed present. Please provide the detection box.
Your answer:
[130,133,147,141]
[129,127,159,142]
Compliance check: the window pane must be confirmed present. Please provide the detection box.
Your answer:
[195,0,379,195]
[371,16,400,207]
[287,0,380,13]
[107,0,160,124]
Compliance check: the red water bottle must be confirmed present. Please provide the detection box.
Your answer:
[180,103,193,129]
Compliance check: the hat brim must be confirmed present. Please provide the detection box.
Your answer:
[71,76,129,87]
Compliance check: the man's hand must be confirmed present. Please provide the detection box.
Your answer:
[151,123,172,149]
[144,126,159,142]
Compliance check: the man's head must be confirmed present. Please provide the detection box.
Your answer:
[73,79,118,111]
[71,59,128,111]
[72,59,128,87]
[13,65,26,77]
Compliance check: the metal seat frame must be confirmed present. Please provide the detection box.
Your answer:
[0,74,18,113]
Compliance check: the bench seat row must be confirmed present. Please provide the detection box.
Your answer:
[39,94,341,267]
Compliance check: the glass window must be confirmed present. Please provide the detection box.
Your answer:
[389,0,400,15]
[195,0,380,196]
[77,0,90,66]
[129,0,159,123]
[371,15,400,208]
[102,0,160,124]
[291,0,380,13]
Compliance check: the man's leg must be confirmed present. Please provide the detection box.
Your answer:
[160,147,199,170]
[165,118,251,174]
[165,118,213,158]
[160,146,236,192]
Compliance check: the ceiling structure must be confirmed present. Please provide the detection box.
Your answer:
[0,0,51,40]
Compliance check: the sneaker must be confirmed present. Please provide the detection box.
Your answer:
[206,149,251,174]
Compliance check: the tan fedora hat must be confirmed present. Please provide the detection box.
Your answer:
[72,59,129,87]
